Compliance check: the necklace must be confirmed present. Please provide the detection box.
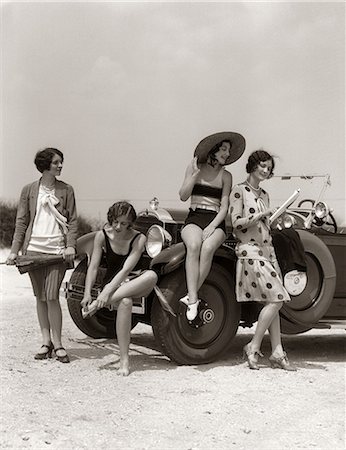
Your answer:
[246,180,261,192]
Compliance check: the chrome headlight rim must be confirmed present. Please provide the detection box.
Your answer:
[282,213,296,229]
[145,225,172,258]
[315,201,329,220]
[272,213,297,230]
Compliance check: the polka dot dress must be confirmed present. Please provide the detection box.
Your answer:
[230,182,290,303]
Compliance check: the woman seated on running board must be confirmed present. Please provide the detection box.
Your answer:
[178,131,246,320]
[81,201,158,376]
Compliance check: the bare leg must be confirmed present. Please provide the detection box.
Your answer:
[267,308,296,370]
[250,302,283,352]
[116,297,132,376]
[268,312,284,357]
[46,299,66,357]
[84,271,158,319]
[108,271,158,306]
[36,299,52,353]
[198,229,226,289]
[181,225,203,305]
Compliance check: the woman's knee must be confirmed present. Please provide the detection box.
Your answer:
[120,297,133,309]
[185,240,202,256]
[46,298,62,312]
[46,297,60,304]
[145,270,158,286]
[201,241,218,258]
[202,233,225,255]
[265,301,283,313]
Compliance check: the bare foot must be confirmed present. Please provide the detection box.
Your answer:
[117,360,130,376]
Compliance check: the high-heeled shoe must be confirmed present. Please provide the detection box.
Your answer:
[243,343,263,370]
[34,343,53,360]
[54,347,70,364]
[186,300,201,321]
[269,352,296,371]
[179,295,189,306]
[179,295,201,321]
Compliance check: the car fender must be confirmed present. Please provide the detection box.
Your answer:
[280,229,337,327]
[75,231,97,264]
[150,241,236,276]
[150,242,186,275]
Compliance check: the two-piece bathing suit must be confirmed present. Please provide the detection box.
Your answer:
[184,168,226,234]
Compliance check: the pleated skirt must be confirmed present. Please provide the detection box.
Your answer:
[27,251,67,302]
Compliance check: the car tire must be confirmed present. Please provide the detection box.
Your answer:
[151,264,240,365]
[67,259,138,339]
[280,230,336,333]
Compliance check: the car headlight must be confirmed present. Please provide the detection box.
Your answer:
[315,201,329,219]
[145,225,172,258]
[283,214,296,228]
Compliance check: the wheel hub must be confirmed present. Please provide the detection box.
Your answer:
[201,308,215,324]
[185,301,215,328]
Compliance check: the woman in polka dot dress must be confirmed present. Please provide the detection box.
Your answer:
[230,150,296,371]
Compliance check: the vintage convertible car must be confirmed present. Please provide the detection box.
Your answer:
[65,174,346,365]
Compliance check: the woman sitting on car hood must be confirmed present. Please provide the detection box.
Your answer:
[178,131,245,321]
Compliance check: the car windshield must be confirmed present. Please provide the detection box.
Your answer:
[264,174,331,211]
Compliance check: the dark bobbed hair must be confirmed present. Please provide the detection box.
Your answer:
[207,140,232,167]
[34,148,64,173]
[246,150,275,177]
[107,201,137,226]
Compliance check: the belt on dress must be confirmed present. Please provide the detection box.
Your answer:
[190,203,220,213]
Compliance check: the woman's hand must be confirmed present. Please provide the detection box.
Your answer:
[179,157,201,201]
[202,224,216,241]
[261,207,278,218]
[188,156,200,178]
[81,293,93,309]
[6,253,17,265]
[95,290,110,309]
[63,246,75,263]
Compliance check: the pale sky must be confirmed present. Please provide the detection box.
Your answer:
[1,1,345,224]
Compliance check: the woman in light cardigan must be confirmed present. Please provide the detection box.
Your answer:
[7,148,78,363]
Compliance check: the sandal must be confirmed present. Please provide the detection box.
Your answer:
[186,300,201,321]
[34,343,53,360]
[54,347,70,364]
[179,295,189,306]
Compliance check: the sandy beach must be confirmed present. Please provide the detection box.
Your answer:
[0,249,345,450]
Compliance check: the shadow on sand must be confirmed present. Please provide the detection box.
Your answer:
[65,325,345,373]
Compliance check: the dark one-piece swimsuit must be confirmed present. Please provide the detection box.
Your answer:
[101,230,143,288]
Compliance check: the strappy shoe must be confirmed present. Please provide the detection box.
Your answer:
[269,352,296,371]
[186,300,201,321]
[34,343,53,360]
[54,347,70,364]
[243,343,263,370]
[179,295,200,321]
[179,295,189,306]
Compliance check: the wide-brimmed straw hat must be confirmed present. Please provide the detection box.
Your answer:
[194,131,246,165]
